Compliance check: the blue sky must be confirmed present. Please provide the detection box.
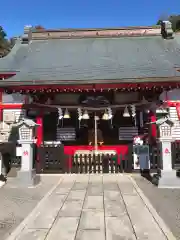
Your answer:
[1,0,180,37]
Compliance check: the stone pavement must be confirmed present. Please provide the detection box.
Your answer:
[133,174,180,240]
[6,174,175,240]
[0,175,61,240]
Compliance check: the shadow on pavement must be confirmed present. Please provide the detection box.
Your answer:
[140,170,152,181]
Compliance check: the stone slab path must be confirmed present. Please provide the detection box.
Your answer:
[6,174,175,240]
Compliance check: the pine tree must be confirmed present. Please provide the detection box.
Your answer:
[0,26,11,57]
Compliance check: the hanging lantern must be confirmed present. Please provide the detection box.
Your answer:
[123,106,130,117]
[77,108,82,120]
[102,111,109,120]
[63,109,70,119]
[82,110,89,119]
[58,108,63,119]
[131,105,136,117]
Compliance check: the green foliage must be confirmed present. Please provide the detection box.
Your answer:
[169,15,180,32]
[156,20,162,25]
[0,26,13,57]
[0,26,7,39]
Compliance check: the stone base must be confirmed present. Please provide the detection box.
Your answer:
[16,169,41,187]
[158,170,180,189]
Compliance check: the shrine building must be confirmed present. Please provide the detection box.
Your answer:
[0,21,180,173]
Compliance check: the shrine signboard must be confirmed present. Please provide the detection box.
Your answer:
[57,127,76,141]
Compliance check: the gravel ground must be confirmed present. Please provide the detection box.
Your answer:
[133,174,180,240]
[0,175,60,240]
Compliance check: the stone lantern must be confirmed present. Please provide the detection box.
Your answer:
[14,118,40,186]
[159,120,173,140]
[15,118,39,141]
[155,117,180,188]
[156,118,174,172]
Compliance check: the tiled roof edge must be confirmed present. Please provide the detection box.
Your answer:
[2,76,180,87]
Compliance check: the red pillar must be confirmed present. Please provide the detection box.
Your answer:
[36,114,43,171]
[36,115,43,146]
[0,92,2,121]
[149,110,157,139]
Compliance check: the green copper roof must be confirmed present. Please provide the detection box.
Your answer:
[0,35,180,84]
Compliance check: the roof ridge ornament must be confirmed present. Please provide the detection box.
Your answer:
[161,21,174,39]
[31,26,161,40]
